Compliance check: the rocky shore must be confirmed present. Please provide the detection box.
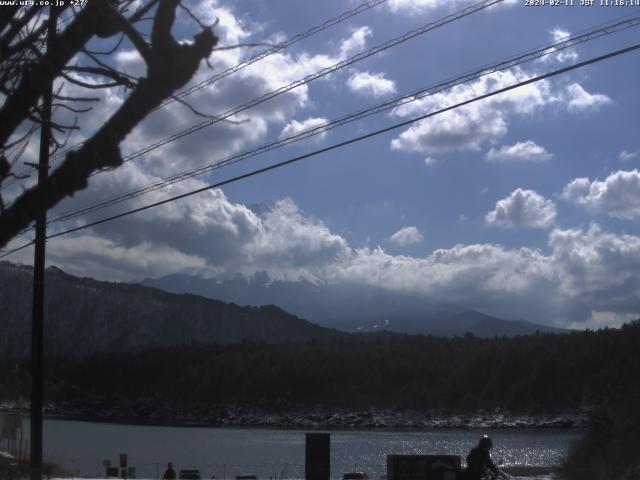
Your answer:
[1,401,588,429]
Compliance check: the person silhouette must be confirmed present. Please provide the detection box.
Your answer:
[465,435,506,480]
[163,462,176,480]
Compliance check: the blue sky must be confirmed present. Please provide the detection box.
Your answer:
[5,0,640,328]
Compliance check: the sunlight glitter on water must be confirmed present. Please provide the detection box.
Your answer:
[39,419,581,479]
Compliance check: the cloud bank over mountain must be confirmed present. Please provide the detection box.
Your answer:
[3,0,638,331]
[8,189,639,328]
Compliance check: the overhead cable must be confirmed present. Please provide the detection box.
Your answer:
[42,13,640,227]
[2,39,637,260]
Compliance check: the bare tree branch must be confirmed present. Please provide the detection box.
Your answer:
[0,6,42,61]
[52,94,101,102]
[170,94,250,124]
[63,65,137,88]
[129,0,162,23]
[82,33,125,56]
[0,0,218,248]
[51,103,94,114]
[0,2,109,148]
[60,71,126,90]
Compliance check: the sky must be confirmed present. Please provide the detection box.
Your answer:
[4,0,640,329]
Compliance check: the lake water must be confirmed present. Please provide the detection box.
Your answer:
[33,419,581,479]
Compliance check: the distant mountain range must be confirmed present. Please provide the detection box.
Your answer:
[0,262,340,356]
[0,261,568,357]
[142,272,569,337]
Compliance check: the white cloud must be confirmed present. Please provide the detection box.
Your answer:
[561,169,640,218]
[5,1,635,329]
[486,188,557,229]
[339,26,373,58]
[486,140,552,163]
[390,226,424,246]
[386,0,517,15]
[563,83,611,113]
[332,243,554,316]
[390,67,555,155]
[548,224,640,308]
[119,21,375,176]
[192,0,251,46]
[242,199,350,277]
[279,117,329,143]
[48,236,207,282]
[567,311,639,331]
[551,28,569,42]
[10,186,640,327]
[115,49,146,77]
[347,71,397,98]
[38,178,352,283]
[424,156,437,167]
[619,150,638,162]
[389,67,610,156]
[537,28,579,65]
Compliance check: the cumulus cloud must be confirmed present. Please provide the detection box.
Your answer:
[110,17,375,176]
[242,198,350,276]
[486,188,557,229]
[386,0,517,15]
[567,311,639,331]
[538,28,579,64]
[619,150,638,162]
[389,67,610,156]
[192,0,250,46]
[331,243,555,322]
[339,26,373,58]
[279,117,329,143]
[10,185,640,327]
[5,1,635,330]
[424,157,438,167]
[561,169,640,218]
[389,68,553,154]
[563,83,611,112]
[486,140,552,162]
[390,226,424,246]
[48,236,208,282]
[337,224,640,326]
[548,224,640,310]
[347,71,397,97]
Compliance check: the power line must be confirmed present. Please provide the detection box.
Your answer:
[159,0,389,108]
[5,0,504,237]
[3,40,637,260]
[43,0,389,165]
[46,0,503,171]
[38,13,640,229]
[7,0,389,183]
[4,0,500,208]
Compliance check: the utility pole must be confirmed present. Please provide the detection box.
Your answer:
[30,6,56,480]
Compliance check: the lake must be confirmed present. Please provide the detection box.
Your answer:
[33,419,581,479]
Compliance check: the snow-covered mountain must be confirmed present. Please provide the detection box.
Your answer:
[143,272,569,337]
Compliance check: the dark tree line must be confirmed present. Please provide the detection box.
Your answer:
[1,321,639,413]
[560,391,640,480]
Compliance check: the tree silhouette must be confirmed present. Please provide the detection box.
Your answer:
[0,0,218,248]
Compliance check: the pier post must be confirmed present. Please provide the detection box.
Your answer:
[305,433,329,480]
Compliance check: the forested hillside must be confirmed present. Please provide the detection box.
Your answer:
[0,262,340,355]
[1,322,637,414]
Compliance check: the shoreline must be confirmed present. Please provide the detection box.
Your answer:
[1,405,589,430]
[43,414,589,432]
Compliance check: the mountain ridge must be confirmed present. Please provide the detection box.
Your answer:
[0,261,341,356]
[142,271,569,337]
